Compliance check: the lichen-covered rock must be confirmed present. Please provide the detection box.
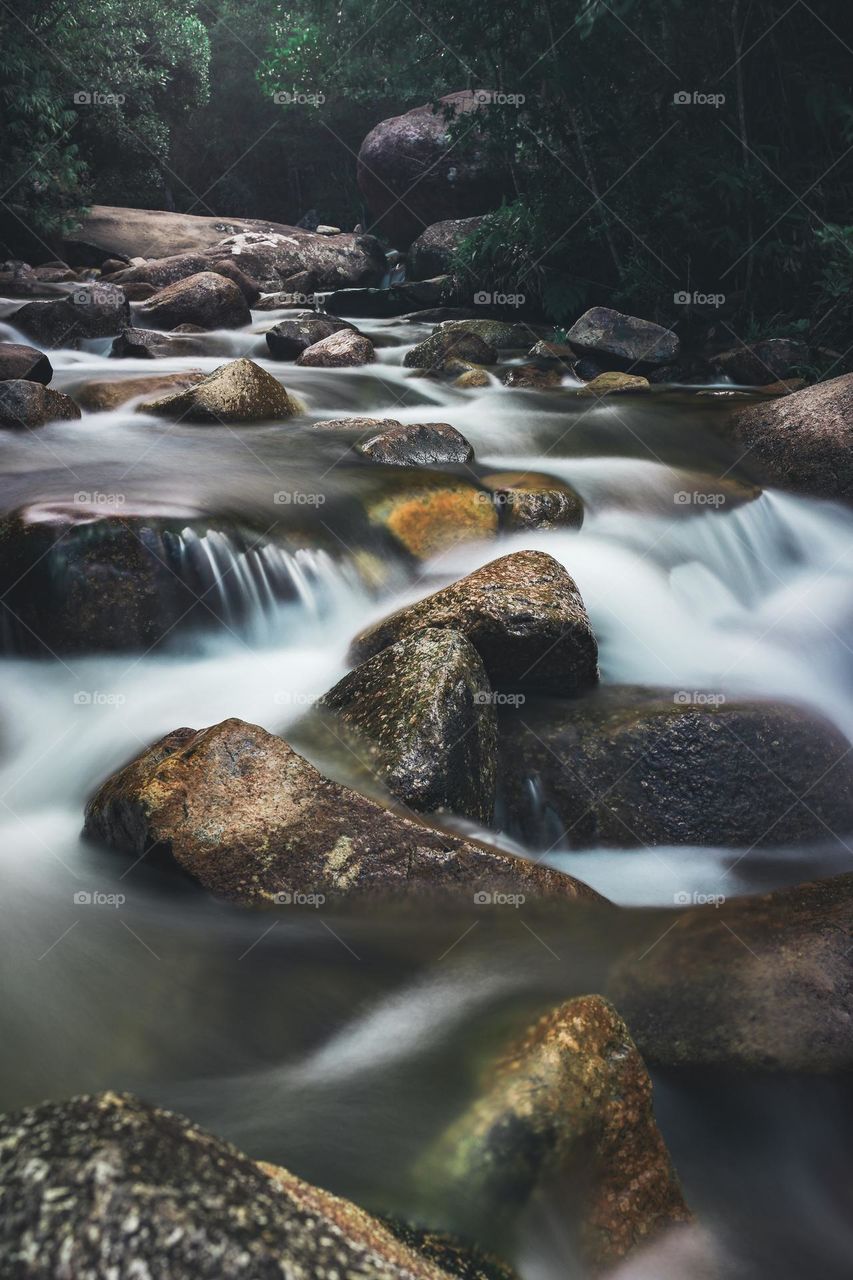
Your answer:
[212,228,386,292]
[355,421,474,466]
[74,371,205,413]
[351,551,598,696]
[84,717,600,905]
[500,365,563,389]
[317,629,497,823]
[12,283,130,347]
[713,338,809,385]
[416,996,690,1274]
[0,379,80,428]
[480,471,584,531]
[138,357,298,422]
[404,329,496,371]
[435,319,534,349]
[110,326,208,358]
[454,368,490,388]
[313,415,401,433]
[609,872,853,1071]
[0,1090,467,1280]
[0,341,52,384]
[136,271,251,330]
[409,217,485,278]
[566,307,679,367]
[297,328,375,367]
[499,686,853,848]
[364,477,497,559]
[265,314,353,359]
[578,371,651,395]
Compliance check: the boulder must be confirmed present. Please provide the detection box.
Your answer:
[528,339,577,364]
[499,687,853,849]
[84,716,600,905]
[713,338,809,385]
[355,421,474,466]
[480,471,584,531]
[138,358,298,423]
[212,229,386,292]
[566,307,680,368]
[104,250,210,288]
[501,365,563,389]
[0,341,52,384]
[720,373,853,499]
[265,314,353,359]
[0,1091,473,1279]
[455,368,490,388]
[351,551,599,696]
[12,283,130,347]
[609,872,853,1071]
[363,476,498,559]
[357,92,512,246]
[74,371,205,413]
[110,325,208,358]
[0,380,80,428]
[578,371,651,395]
[317,629,497,823]
[135,271,251,330]
[296,328,375,367]
[404,329,496,371]
[437,318,535,349]
[416,995,690,1273]
[409,217,484,277]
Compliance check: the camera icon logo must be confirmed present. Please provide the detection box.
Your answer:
[673,290,691,305]
[275,891,293,904]
[673,491,691,505]
[673,91,691,105]
[73,891,93,905]
[74,91,92,105]
[673,891,691,905]
[474,291,492,305]
[473,890,492,905]
[73,691,92,705]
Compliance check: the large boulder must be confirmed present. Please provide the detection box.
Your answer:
[296,328,375,367]
[713,337,810,385]
[351,551,599,696]
[499,687,853,848]
[417,995,690,1273]
[362,476,498,559]
[0,1090,471,1279]
[409,217,484,278]
[105,252,261,304]
[566,307,679,368]
[436,318,535,349]
[265,314,353,359]
[316,628,497,824]
[353,420,474,466]
[0,341,52,383]
[84,716,601,905]
[720,373,853,499]
[137,358,298,423]
[74,371,205,413]
[12,282,130,347]
[609,873,853,1071]
[135,271,251,330]
[404,328,496,371]
[215,230,386,292]
[358,91,512,247]
[0,379,80,428]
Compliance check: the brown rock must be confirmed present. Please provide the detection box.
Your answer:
[0,342,52,384]
[578,371,651,395]
[137,357,298,423]
[136,271,251,330]
[110,326,208,358]
[74,371,205,413]
[296,328,375,367]
[0,380,80,428]
[355,420,474,466]
[265,314,354,360]
[501,364,563,389]
[481,470,584,530]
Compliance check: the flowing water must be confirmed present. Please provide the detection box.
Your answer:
[1,296,852,1277]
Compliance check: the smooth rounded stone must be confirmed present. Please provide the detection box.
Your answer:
[409,217,485,277]
[0,341,52,384]
[454,368,491,388]
[480,471,584,531]
[104,250,210,287]
[578,371,651,395]
[364,476,498,559]
[713,338,809,385]
[110,325,208,358]
[404,329,496,371]
[317,629,497,823]
[296,328,375,367]
[499,686,853,849]
[74,371,205,413]
[436,318,535,349]
[12,282,130,347]
[84,717,601,905]
[358,91,512,246]
[356,421,474,466]
[0,380,80,428]
[208,257,262,305]
[351,550,599,696]
[137,357,298,423]
[566,306,680,367]
[501,364,563,389]
[416,995,690,1273]
[609,872,853,1072]
[265,314,353,359]
[136,271,250,330]
[719,373,853,499]
[0,1091,466,1280]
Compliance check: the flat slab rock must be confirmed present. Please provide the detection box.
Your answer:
[83,717,601,906]
[350,550,599,696]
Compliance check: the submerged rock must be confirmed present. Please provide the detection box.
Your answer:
[317,629,497,823]
[74,371,205,413]
[351,551,599,696]
[404,329,496,371]
[566,307,679,368]
[499,687,853,848]
[501,365,563,389]
[323,279,452,318]
[417,995,690,1273]
[84,717,600,905]
[409,217,485,277]
[296,328,375,367]
[578,371,651,395]
[136,271,251,330]
[109,325,208,358]
[364,476,498,559]
[436,318,535,349]
[0,341,52,384]
[609,872,853,1071]
[0,379,80,428]
[13,283,130,347]
[138,357,298,422]
[265,314,353,359]
[355,420,474,466]
[480,471,584,530]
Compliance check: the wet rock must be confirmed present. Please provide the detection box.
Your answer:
[566,307,680,368]
[265,314,353,359]
[213,228,386,292]
[720,373,853,499]
[481,471,584,531]
[578,371,651,395]
[136,271,251,330]
[499,686,853,849]
[296,328,375,367]
[208,257,262,305]
[317,628,497,823]
[409,217,485,277]
[454,368,491,388]
[609,872,853,1071]
[713,338,810,385]
[404,329,496,371]
[120,281,158,301]
[74,371,205,413]
[104,250,210,288]
[363,476,498,559]
[381,1222,518,1280]
[313,415,401,433]
[84,717,601,905]
[0,260,38,296]
[501,364,563,389]
[528,339,577,364]
[323,279,451,318]
[138,357,298,423]
[436,318,534,349]
[753,377,806,396]
[0,380,80,428]
[12,283,130,347]
[0,1090,469,1279]
[417,995,690,1273]
[0,342,52,384]
[110,325,208,358]
[351,551,598,696]
[355,421,474,466]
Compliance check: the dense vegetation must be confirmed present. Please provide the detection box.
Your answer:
[2,0,851,341]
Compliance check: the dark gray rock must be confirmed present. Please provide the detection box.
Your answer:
[265,314,353,359]
[566,306,679,368]
[0,342,52,384]
[409,217,484,277]
[404,329,496,371]
[355,420,474,466]
[110,326,208,358]
[713,338,810,385]
[0,380,80,428]
[12,283,130,347]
